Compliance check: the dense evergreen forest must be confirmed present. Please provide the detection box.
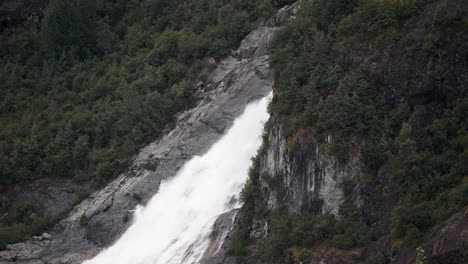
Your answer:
[0,0,294,249]
[0,0,293,186]
[232,0,467,262]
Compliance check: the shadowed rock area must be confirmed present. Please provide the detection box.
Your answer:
[0,0,44,30]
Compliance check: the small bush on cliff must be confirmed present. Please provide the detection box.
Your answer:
[79,214,89,226]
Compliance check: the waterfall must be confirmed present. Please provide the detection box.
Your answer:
[83,94,272,264]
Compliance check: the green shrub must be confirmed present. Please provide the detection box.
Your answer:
[337,0,421,35]
[0,0,295,189]
[257,203,373,262]
[333,201,373,250]
[433,7,466,30]
[229,154,264,256]
[393,99,468,244]
[298,248,312,263]
[0,201,54,250]
[362,254,387,264]
[79,214,89,226]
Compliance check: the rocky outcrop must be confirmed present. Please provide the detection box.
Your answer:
[259,122,362,215]
[0,4,301,264]
[209,120,363,264]
[222,0,467,263]
[420,207,468,264]
[199,210,239,264]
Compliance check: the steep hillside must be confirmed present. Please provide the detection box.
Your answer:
[0,0,295,251]
[0,2,298,263]
[230,0,467,263]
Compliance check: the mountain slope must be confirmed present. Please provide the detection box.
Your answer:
[230,0,467,263]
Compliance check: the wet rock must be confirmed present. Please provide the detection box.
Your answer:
[235,27,279,59]
[199,210,239,264]
[31,234,51,242]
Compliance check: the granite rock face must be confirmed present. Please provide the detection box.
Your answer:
[199,210,239,264]
[259,121,362,215]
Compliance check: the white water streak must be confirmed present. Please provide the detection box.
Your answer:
[84,94,271,264]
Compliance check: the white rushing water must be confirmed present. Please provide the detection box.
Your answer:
[84,94,271,264]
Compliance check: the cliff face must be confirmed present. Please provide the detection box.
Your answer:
[336,0,467,126]
[259,121,362,216]
[227,0,467,263]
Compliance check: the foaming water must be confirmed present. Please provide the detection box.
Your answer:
[83,94,271,264]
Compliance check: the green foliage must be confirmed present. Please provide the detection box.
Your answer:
[337,0,421,35]
[0,191,89,250]
[258,201,373,261]
[297,248,312,263]
[259,211,293,260]
[256,177,373,262]
[333,201,373,250]
[307,0,359,32]
[433,7,467,31]
[0,201,54,250]
[0,0,295,187]
[230,154,263,256]
[236,0,467,260]
[41,0,98,59]
[361,254,387,264]
[393,99,468,245]
[79,214,89,226]
[270,0,407,168]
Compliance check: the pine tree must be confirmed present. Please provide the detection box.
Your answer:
[41,0,97,59]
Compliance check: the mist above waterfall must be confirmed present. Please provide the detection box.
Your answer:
[83,94,271,264]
